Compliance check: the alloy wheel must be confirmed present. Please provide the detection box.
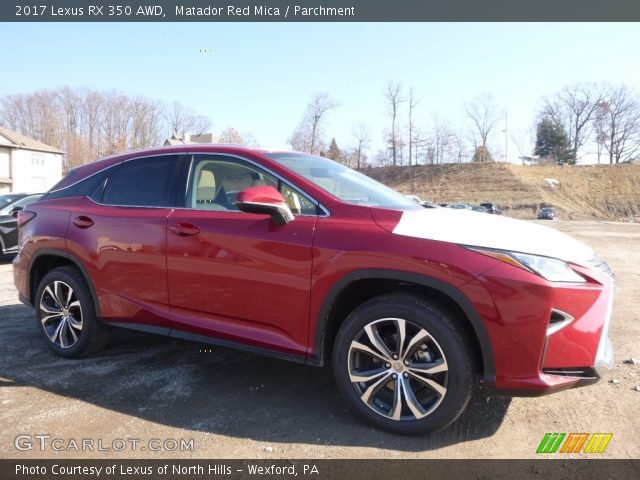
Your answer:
[347,318,448,421]
[39,280,83,349]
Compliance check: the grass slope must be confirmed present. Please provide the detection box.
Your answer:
[363,163,640,220]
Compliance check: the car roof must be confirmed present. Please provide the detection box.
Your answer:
[53,144,293,192]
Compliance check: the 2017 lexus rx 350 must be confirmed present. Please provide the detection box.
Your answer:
[13,146,614,435]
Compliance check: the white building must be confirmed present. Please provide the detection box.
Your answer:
[0,126,64,193]
[164,133,218,146]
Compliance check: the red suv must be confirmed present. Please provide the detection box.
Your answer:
[13,146,614,435]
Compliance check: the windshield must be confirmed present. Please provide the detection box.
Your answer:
[266,152,418,209]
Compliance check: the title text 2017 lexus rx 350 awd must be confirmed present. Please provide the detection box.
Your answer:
[14,146,615,435]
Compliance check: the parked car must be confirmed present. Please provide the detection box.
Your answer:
[470,205,488,213]
[0,193,30,208]
[0,193,43,255]
[479,203,502,215]
[419,201,438,209]
[14,146,614,435]
[538,207,556,220]
[448,203,471,210]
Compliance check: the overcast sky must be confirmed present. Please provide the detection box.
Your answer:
[1,22,639,163]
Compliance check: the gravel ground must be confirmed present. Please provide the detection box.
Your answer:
[0,220,638,459]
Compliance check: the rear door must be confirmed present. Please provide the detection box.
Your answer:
[65,154,186,327]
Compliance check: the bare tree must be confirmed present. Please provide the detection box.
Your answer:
[451,131,468,163]
[0,87,212,171]
[373,148,392,167]
[596,84,640,164]
[431,115,454,164]
[413,129,430,165]
[594,109,607,164]
[129,96,164,149]
[288,126,313,153]
[465,93,500,161]
[288,92,339,154]
[165,101,211,139]
[217,126,258,146]
[351,123,371,169]
[83,90,103,157]
[384,81,404,166]
[407,86,419,166]
[511,127,536,166]
[541,83,606,163]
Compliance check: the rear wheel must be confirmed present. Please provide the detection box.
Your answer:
[35,266,108,358]
[332,293,476,435]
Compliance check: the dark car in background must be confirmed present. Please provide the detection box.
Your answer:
[0,193,43,255]
[538,207,557,220]
[0,193,30,209]
[470,205,488,213]
[480,203,502,215]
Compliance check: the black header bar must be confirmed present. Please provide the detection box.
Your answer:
[3,0,640,22]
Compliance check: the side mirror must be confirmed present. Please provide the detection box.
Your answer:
[235,185,294,225]
[10,206,23,218]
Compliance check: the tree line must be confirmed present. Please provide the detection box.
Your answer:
[1,83,638,173]
[0,87,212,171]
[289,81,640,167]
[536,83,640,164]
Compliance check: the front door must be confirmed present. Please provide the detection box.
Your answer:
[167,154,319,356]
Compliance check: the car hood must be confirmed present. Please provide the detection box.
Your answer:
[375,207,595,268]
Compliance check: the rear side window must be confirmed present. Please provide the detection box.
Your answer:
[43,165,119,201]
[102,155,180,207]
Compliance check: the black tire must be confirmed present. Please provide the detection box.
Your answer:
[332,293,476,435]
[35,266,108,358]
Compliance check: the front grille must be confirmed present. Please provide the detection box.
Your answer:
[542,367,598,379]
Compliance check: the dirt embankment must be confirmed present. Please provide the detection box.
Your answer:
[363,163,640,220]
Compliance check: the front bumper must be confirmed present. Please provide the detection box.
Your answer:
[464,258,615,396]
[542,280,615,384]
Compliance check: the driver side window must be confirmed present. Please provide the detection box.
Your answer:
[188,156,318,215]
[189,158,277,211]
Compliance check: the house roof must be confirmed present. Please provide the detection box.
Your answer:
[164,136,194,146]
[0,126,65,154]
[163,133,218,146]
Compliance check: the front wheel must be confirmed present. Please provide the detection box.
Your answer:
[332,294,476,435]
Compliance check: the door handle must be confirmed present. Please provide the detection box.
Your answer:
[73,215,94,229]
[169,222,200,237]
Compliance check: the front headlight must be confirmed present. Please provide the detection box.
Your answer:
[468,247,586,283]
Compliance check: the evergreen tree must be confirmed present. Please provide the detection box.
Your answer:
[472,144,493,162]
[326,137,343,162]
[534,117,572,164]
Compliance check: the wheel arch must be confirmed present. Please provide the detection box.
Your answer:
[311,269,495,382]
[28,249,100,318]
